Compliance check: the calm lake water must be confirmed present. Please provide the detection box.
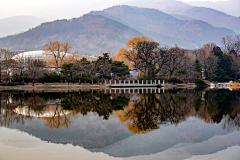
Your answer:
[0,88,240,160]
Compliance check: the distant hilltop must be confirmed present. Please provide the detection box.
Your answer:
[0,16,46,38]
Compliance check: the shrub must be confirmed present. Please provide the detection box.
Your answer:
[11,74,30,84]
[39,73,61,83]
[24,76,31,84]
[168,78,183,84]
[11,74,21,83]
[138,75,154,81]
[156,77,168,81]
[81,77,92,83]
[93,77,100,83]
[195,80,207,86]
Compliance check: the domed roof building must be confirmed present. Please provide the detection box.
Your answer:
[11,50,69,61]
[11,50,97,62]
[11,50,45,60]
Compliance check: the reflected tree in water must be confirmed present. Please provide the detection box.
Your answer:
[0,92,30,126]
[116,89,196,134]
[1,89,240,132]
[222,114,240,131]
[60,90,129,120]
[42,104,72,129]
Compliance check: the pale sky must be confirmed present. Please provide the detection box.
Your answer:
[179,0,228,2]
[0,0,230,21]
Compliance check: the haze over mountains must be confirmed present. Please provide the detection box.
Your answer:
[177,7,240,34]
[124,0,240,34]
[0,0,238,55]
[124,0,193,15]
[90,6,234,47]
[185,0,240,17]
[0,16,46,38]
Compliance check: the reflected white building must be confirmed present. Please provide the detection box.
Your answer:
[13,106,72,118]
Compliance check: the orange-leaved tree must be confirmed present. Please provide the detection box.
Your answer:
[115,37,149,70]
[116,37,168,77]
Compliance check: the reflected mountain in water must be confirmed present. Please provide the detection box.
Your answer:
[0,89,240,157]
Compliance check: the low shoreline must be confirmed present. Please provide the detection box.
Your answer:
[0,83,110,90]
[0,83,198,90]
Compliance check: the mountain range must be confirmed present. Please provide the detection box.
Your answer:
[185,0,240,17]
[90,5,234,48]
[0,1,238,55]
[124,0,240,34]
[0,14,142,54]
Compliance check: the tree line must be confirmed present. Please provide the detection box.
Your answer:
[0,35,239,85]
[60,53,129,85]
[0,42,130,85]
[116,35,240,82]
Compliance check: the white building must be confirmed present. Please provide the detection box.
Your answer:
[11,50,97,63]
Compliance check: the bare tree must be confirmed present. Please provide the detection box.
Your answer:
[221,35,240,55]
[197,43,218,80]
[230,53,240,80]
[14,58,26,84]
[59,42,71,67]
[72,60,89,85]
[176,51,198,83]
[85,62,99,84]
[123,39,170,77]
[0,48,16,83]
[163,46,186,78]
[25,59,46,86]
[43,41,71,68]
[124,40,159,76]
[44,41,61,68]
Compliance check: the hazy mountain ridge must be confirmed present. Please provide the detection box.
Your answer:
[0,16,46,38]
[185,0,240,17]
[124,0,240,34]
[0,5,237,53]
[0,14,143,54]
[178,7,240,34]
[171,14,192,20]
[123,0,192,15]
[90,5,235,48]
[89,6,198,48]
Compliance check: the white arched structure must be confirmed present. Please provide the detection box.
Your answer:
[11,50,71,61]
[11,50,97,62]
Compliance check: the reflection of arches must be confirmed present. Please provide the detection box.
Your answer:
[13,105,72,118]
[12,104,73,129]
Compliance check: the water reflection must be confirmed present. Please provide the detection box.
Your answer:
[116,90,196,134]
[1,89,240,132]
[0,90,129,129]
